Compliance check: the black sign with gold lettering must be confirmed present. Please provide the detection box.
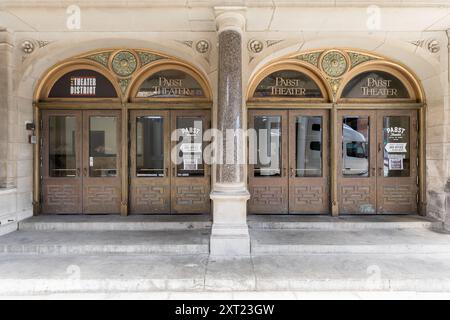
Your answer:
[48,69,118,98]
[341,71,410,99]
[136,70,205,98]
[253,70,323,98]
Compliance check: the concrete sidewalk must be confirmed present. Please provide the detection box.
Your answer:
[1,253,450,296]
[1,215,450,297]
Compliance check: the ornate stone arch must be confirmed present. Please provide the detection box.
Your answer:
[34,48,212,104]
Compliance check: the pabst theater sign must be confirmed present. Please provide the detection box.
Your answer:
[136,70,205,98]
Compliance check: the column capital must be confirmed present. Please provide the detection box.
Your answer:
[214,6,246,33]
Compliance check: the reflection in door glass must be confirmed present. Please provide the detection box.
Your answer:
[342,116,369,177]
[89,116,117,177]
[176,117,204,177]
[136,116,164,177]
[295,116,322,177]
[49,116,77,177]
[383,116,410,177]
[254,116,281,177]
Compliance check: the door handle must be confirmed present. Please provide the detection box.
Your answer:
[165,168,168,177]
[378,167,383,177]
[83,168,87,177]
[172,167,176,177]
[371,167,375,176]
[290,168,295,177]
[77,168,80,177]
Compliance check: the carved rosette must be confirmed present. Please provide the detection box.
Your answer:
[111,51,138,77]
[321,50,348,78]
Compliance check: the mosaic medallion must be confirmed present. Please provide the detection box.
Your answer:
[111,51,137,77]
[321,50,348,78]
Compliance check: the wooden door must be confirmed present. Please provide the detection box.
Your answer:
[82,110,122,214]
[129,110,171,214]
[170,110,211,213]
[337,110,377,214]
[41,110,83,214]
[376,110,418,214]
[288,109,329,214]
[248,110,288,214]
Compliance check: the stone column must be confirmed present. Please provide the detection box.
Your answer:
[0,28,15,189]
[209,8,250,256]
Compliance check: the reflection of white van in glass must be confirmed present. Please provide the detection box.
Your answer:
[342,124,369,176]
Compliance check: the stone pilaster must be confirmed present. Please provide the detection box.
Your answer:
[445,30,450,231]
[210,8,250,256]
[0,28,15,189]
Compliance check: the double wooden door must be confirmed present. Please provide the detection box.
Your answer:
[337,109,418,214]
[41,109,122,214]
[248,109,329,214]
[129,110,211,214]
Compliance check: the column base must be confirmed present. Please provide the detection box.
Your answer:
[210,184,250,256]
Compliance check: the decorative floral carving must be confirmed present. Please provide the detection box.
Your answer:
[195,40,210,54]
[111,51,137,77]
[348,52,375,69]
[248,39,264,54]
[85,52,112,67]
[118,78,131,94]
[21,40,35,54]
[136,51,163,66]
[326,77,342,97]
[321,51,348,78]
[296,52,322,68]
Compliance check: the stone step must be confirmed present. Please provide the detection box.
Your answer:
[248,215,440,230]
[250,228,450,255]
[19,215,212,232]
[0,230,210,255]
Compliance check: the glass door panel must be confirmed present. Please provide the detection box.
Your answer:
[337,110,377,214]
[170,110,211,214]
[289,110,329,214]
[41,110,82,214]
[248,110,288,214]
[377,110,418,213]
[82,110,121,214]
[129,110,171,214]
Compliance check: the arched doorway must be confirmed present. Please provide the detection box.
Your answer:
[246,49,424,215]
[34,49,212,215]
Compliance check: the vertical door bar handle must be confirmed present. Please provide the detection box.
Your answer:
[378,143,382,152]
[378,167,382,177]
[165,168,168,177]
[371,167,375,176]
[290,168,295,177]
[172,167,176,177]
[77,168,80,177]
[83,168,87,177]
